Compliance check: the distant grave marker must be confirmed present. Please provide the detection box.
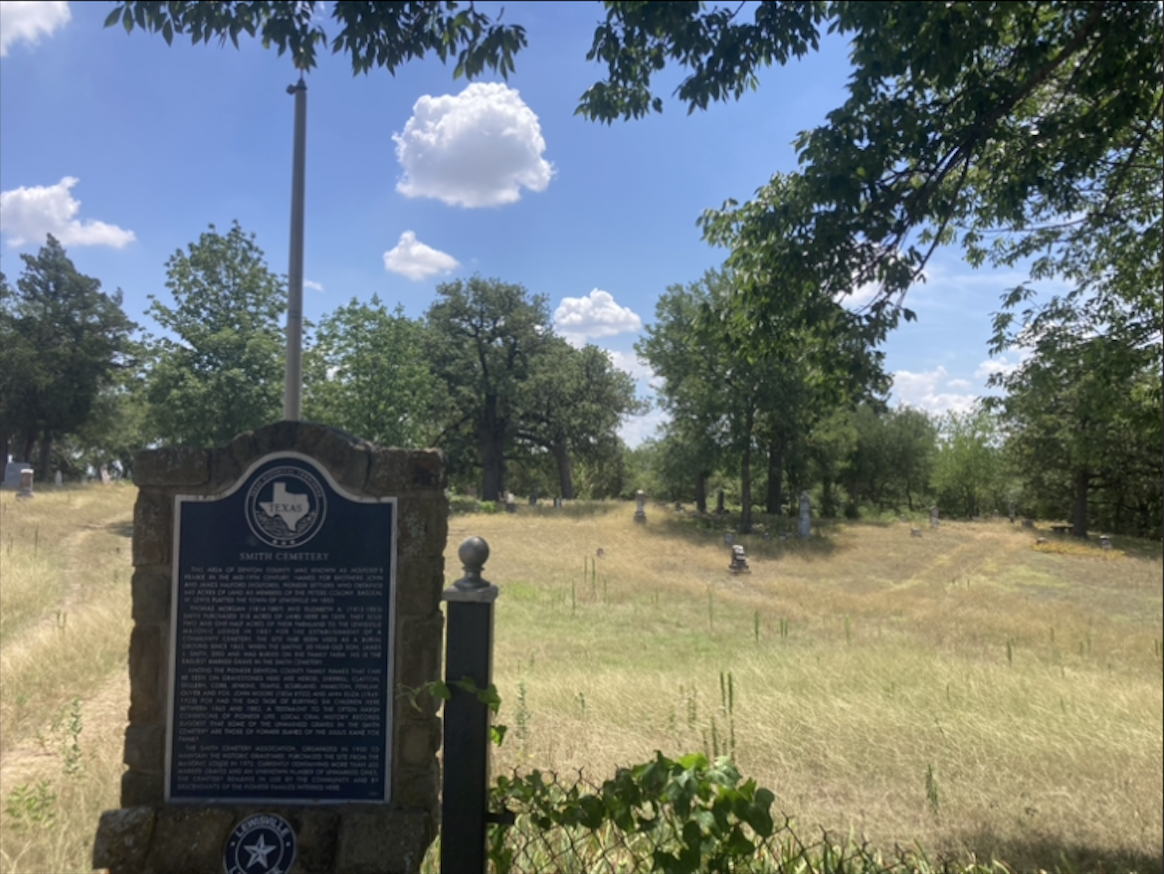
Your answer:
[797,492,811,539]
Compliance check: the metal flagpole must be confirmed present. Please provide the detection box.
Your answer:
[284,76,307,421]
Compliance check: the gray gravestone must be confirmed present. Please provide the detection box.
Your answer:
[505,491,516,513]
[723,532,734,546]
[715,489,725,515]
[728,544,750,574]
[55,470,63,487]
[634,490,647,524]
[16,468,34,499]
[92,423,446,874]
[2,461,26,490]
[929,505,940,529]
[797,492,811,539]
[1099,535,1112,550]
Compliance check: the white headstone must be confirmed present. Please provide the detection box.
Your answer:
[929,505,940,528]
[55,471,63,487]
[797,492,811,539]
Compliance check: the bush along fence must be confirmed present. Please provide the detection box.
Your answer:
[433,538,1013,874]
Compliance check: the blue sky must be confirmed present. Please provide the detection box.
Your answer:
[0,1,1031,446]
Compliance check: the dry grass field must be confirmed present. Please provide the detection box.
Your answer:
[0,486,1160,873]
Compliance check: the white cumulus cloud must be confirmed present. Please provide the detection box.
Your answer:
[383,231,459,281]
[554,289,642,346]
[303,279,325,293]
[604,349,654,382]
[618,406,668,450]
[393,82,554,208]
[0,1,70,57]
[0,177,135,248]
[974,356,1022,380]
[891,367,979,415]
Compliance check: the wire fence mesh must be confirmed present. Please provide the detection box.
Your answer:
[475,768,1005,874]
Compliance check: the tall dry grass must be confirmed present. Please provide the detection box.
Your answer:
[0,486,134,874]
[1,489,1160,873]
[455,503,1163,872]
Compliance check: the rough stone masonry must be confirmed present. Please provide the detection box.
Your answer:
[93,422,447,874]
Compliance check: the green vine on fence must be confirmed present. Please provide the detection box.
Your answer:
[405,677,508,747]
[489,752,776,874]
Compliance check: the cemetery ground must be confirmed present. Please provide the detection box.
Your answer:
[0,488,1161,873]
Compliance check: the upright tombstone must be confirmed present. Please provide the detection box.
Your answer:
[929,505,940,529]
[55,470,64,487]
[1008,502,1016,524]
[505,491,516,514]
[715,489,726,515]
[633,490,647,524]
[728,544,750,574]
[2,461,26,489]
[529,487,538,507]
[93,422,447,874]
[16,468,34,499]
[797,492,811,539]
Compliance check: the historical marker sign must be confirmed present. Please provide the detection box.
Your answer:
[166,451,396,804]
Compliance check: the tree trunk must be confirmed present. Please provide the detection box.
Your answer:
[694,471,707,514]
[19,431,37,464]
[478,395,506,502]
[766,439,784,514]
[0,431,10,466]
[553,440,575,499]
[740,442,753,533]
[37,432,53,481]
[1071,469,1090,538]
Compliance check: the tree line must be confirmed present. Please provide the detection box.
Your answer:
[3,226,1159,538]
[0,225,641,504]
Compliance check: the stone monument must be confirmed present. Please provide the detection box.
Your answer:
[929,505,940,529]
[797,492,811,539]
[55,470,64,486]
[93,422,446,874]
[715,489,726,515]
[16,468,34,499]
[1008,502,1016,524]
[633,490,647,524]
[728,544,750,574]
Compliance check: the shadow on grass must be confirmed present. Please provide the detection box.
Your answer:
[636,510,842,560]
[948,826,1163,874]
[450,499,623,520]
[105,520,134,538]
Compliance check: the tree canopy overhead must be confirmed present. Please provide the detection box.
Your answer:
[108,1,1162,353]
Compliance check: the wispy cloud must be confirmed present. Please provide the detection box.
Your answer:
[0,1,70,57]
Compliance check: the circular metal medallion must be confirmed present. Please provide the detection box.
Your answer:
[223,813,297,874]
[246,463,327,548]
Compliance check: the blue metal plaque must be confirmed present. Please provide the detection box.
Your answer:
[166,452,396,804]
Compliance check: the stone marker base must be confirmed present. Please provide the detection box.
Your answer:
[94,804,431,874]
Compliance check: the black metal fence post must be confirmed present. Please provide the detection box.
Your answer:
[441,537,499,874]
